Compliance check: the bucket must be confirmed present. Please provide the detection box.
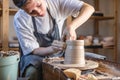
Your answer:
[0,53,20,80]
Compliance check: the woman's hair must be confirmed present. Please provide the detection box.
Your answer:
[13,0,27,8]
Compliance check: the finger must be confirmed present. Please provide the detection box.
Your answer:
[52,41,66,48]
[52,46,63,51]
[67,36,76,40]
[61,30,67,41]
[62,35,67,42]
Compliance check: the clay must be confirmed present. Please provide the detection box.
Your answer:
[64,40,85,67]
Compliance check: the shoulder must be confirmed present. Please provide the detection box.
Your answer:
[46,0,84,6]
[13,9,33,30]
[14,9,31,22]
[46,0,84,19]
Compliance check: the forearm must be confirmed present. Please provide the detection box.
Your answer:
[32,46,54,56]
[32,40,65,56]
[67,3,95,30]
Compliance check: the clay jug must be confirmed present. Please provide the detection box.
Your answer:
[64,40,85,67]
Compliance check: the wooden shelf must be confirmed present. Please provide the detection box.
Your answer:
[9,47,19,51]
[9,8,18,15]
[0,1,19,51]
[0,47,19,51]
[92,0,118,62]
[85,45,114,49]
[0,8,18,15]
[90,16,114,20]
[0,41,19,51]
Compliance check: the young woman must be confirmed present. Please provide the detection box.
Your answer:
[13,0,94,80]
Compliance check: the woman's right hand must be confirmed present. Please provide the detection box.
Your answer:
[62,27,77,41]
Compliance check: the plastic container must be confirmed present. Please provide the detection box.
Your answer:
[0,54,20,80]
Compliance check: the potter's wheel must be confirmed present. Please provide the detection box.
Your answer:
[46,58,99,70]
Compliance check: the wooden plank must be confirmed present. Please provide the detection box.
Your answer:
[0,16,1,41]
[9,8,18,15]
[113,0,118,62]
[9,48,19,51]
[93,0,100,54]
[94,0,99,11]
[90,16,114,20]
[1,0,9,51]
[0,2,1,41]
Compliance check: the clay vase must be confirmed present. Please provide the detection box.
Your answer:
[64,40,85,67]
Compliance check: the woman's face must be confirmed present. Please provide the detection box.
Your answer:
[22,0,47,17]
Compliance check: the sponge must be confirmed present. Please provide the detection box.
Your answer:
[63,68,81,80]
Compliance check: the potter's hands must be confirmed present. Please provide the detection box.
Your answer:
[51,40,66,53]
[62,27,77,41]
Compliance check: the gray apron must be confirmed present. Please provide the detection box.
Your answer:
[20,9,64,77]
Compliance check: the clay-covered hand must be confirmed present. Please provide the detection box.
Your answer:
[62,27,77,41]
[51,40,66,53]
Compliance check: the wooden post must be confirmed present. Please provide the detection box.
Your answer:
[1,0,9,51]
[0,1,2,44]
[93,0,100,53]
[94,0,99,35]
[114,0,118,62]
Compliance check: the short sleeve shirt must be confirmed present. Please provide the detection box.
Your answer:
[14,0,84,55]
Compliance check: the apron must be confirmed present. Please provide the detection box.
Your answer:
[20,9,64,77]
